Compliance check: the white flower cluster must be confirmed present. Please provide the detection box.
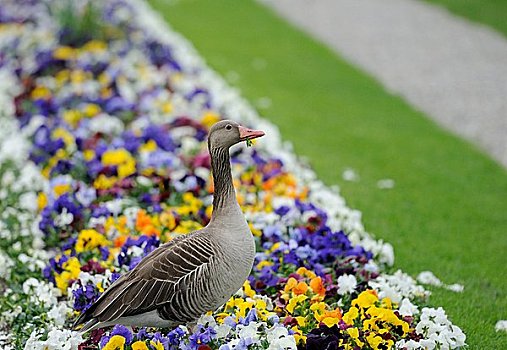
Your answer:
[197,315,297,350]
[417,271,464,293]
[368,270,430,303]
[396,307,466,349]
[0,58,68,347]
[24,329,84,350]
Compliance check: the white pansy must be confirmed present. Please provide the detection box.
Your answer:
[215,324,232,339]
[417,271,443,286]
[399,298,419,317]
[445,283,464,293]
[369,270,429,303]
[238,322,261,344]
[88,113,124,135]
[53,208,74,227]
[337,274,358,295]
[47,303,71,326]
[495,320,507,332]
[266,325,297,350]
[196,314,217,329]
[342,168,359,182]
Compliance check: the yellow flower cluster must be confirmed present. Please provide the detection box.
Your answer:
[279,267,335,344]
[341,290,410,350]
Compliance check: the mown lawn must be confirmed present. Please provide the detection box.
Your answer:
[148,0,507,348]
[424,0,507,38]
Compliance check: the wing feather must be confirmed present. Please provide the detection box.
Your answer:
[82,231,218,325]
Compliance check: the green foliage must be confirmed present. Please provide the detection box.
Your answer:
[148,0,507,348]
[52,0,120,47]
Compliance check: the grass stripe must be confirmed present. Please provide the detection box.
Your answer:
[423,0,507,38]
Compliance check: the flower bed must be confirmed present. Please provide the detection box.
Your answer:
[0,0,466,349]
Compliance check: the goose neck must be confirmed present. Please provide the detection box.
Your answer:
[210,146,236,210]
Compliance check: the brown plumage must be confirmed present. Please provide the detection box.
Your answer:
[73,120,264,332]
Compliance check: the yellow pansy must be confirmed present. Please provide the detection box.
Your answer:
[160,101,172,114]
[93,174,118,190]
[83,103,101,117]
[149,341,164,350]
[291,325,306,344]
[352,290,378,309]
[53,46,76,60]
[63,109,83,126]
[83,149,95,161]
[343,306,359,325]
[53,183,71,198]
[346,327,364,347]
[249,223,262,237]
[31,86,51,100]
[366,333,394,350]
[70,69,89,84]
[294,316,307,327]
[160,211,176,230]
[310,302,327,319]
[54,257,81,293]
[284,277,298,293]
[322,315,340,328]
[201,111,221,128]
[37,192,47,211]
[242,280,256,298]
[139,140,158,153]
[286,294,307,314]
[256,260,273,270]
[82,40,107,52]
[52,127,74,147]
[225,297,242,309]
[103,335,125,350]
[296,267,316,279]
[381,297,393,310]
[75,229,109,253]
[102,148,136,178]
[131,341,149,350]
[56,70,70,86]
[235,299,255,318]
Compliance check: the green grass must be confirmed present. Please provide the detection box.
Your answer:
[423,0,507,38]
[148,0,507,347]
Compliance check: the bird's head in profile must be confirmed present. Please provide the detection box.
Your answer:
[208,120,265,150]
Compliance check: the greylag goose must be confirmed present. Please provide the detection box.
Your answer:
[73,120,265,332]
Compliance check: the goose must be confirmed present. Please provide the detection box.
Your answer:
[73,120,265,332]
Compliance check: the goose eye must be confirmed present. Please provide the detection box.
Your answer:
[225,124,232,130]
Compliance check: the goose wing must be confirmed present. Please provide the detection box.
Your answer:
[75,231,217,327]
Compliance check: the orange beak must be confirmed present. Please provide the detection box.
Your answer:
[238,125,265,141]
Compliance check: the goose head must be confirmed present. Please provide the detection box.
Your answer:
[208,120,265,150]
